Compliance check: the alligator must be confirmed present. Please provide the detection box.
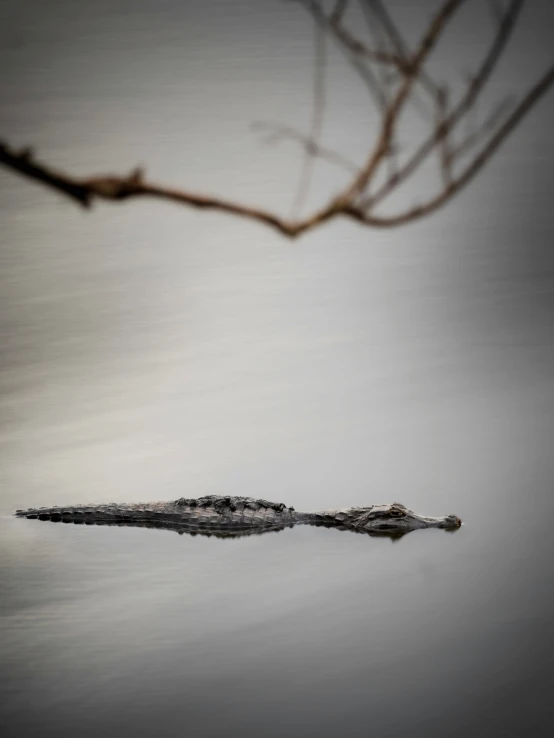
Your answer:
[15,496,462,540]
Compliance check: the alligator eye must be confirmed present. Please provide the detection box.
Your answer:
[389,508,405,517]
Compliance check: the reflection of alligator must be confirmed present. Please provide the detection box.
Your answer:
[15,495,461,540]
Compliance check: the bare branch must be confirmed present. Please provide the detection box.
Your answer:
[0,140,344,237]
[0,0,551,241]
[363,0,525,210]
[341,0,466,200]
[352,64,554,227]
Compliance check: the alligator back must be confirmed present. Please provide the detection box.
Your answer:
[15,495,297,533]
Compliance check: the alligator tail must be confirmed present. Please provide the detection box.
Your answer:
[13,504,160,525]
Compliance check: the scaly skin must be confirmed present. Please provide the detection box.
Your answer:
[14,496,462,539]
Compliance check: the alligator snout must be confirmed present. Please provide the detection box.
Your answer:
[441,515,462,529]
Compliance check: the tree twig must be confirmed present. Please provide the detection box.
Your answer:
[252,122,359,173]
[290,14,327,218]
[299,0,388,110]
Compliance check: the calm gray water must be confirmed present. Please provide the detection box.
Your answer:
[1,1,554,736]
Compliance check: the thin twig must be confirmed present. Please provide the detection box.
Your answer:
[330,0,349,24]
[290,15,327,218]
[435,86,452,184]
[450,95,515,160]
[252,122,359,173]
[299,0,388,110]
[328,14,408,69]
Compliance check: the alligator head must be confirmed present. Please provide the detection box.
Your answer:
[331,503,462,535]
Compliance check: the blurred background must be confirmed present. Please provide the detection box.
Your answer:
[1,1,553,736]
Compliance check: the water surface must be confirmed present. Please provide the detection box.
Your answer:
[1,1,554,736]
